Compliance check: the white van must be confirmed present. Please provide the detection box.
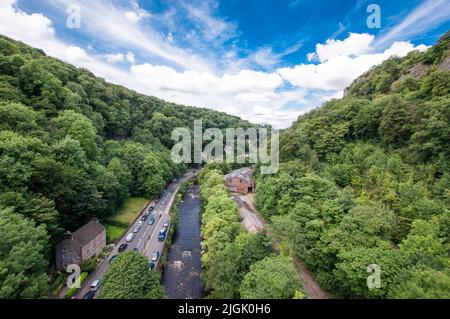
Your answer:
[90,279,101,291]
[125,233,135,242]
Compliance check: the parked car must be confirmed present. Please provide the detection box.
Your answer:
[83,291,96,299]
[109,255,118,264]
[118,243,128,252]
[151,251,160,262]
[133,226,140,233]
[90,279,101,291]
[149,205,155,211]
[141,215,148,221]
[163,218,169,227]
[161,200,166,205]
[137,220,144,226]
[148,217,155,225]
[155,199,159,203]
[133,248,138,252]
[170,188,175,193]
[125,233,135,242]
[148,262,155,270]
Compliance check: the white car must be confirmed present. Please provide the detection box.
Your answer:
[126,233,135,242]
[90,279,101,291]
[137,220,144,226]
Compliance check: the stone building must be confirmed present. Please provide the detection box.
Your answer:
[55,219,106,270]
[224,167,255,194]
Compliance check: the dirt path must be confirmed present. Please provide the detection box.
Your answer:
[237,193,331,299]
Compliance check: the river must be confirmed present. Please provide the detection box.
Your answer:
[162,184,203,299]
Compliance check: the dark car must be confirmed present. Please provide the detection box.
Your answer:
[170,188,175,193]
[148,262,155,270]
[155,198,159,203]
[149,205,155,211]
[83,291,96,299]
[118,243,128,252]
[141,215,148,221]
[109,255,118,264]
[133,248,139,252]
[158,231,165,242]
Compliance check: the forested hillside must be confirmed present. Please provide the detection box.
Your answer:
[255,31,450,298]
[0,35,252,298]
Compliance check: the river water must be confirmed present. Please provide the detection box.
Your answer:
[162,184,203,299]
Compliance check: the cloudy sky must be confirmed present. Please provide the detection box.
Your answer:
[1,0,449,128]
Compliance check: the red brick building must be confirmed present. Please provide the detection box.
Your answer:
[224,168,255,194]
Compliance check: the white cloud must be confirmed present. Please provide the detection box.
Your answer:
[375,0,450,47]
[126,52,135,64]
[105,53,125,63]
[279,35,428,91]
[46,0,212,72]
[0,0,55,50]
[310,33,375,63]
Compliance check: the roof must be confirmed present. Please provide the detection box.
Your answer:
[224,167,253,181]
[72,219,105,247]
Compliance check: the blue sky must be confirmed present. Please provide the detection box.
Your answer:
[0,0,449,127]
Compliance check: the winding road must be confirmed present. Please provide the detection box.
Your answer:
[70,170,196,299]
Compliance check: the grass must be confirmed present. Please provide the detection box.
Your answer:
[110,197,149,225]
[105,224,126,244]
[104,197,149,243]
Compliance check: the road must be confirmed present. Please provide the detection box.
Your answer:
[72,169,196,299]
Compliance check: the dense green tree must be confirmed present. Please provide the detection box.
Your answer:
[239,256,302,299]
[100,251,165,299]
[0,208,49,298]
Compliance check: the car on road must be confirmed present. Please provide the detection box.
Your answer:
[151,251,160,262]
[141,215,148,221]
[83,291,96,299]
[118,243,128,252]
[148,216,155,225]
[163,218,169,227]
[137,220,144,226]
[161,200,166,205]
[170,188,175,193]
[90,279,101,291]
[109,255,118,264]
[155,198,159,203]
[158,228,166,242]
[133,226,140,233]
[148,262,155,270]
[125,233,135,242]
[133,248,139,252]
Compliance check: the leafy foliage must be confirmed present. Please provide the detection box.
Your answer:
[255,33,450,298]
[100,251,165,299]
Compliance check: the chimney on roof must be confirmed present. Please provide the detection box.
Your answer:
[64,230,73,240]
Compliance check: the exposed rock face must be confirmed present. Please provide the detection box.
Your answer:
[438,56,450,71]
[408,63,431,78]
